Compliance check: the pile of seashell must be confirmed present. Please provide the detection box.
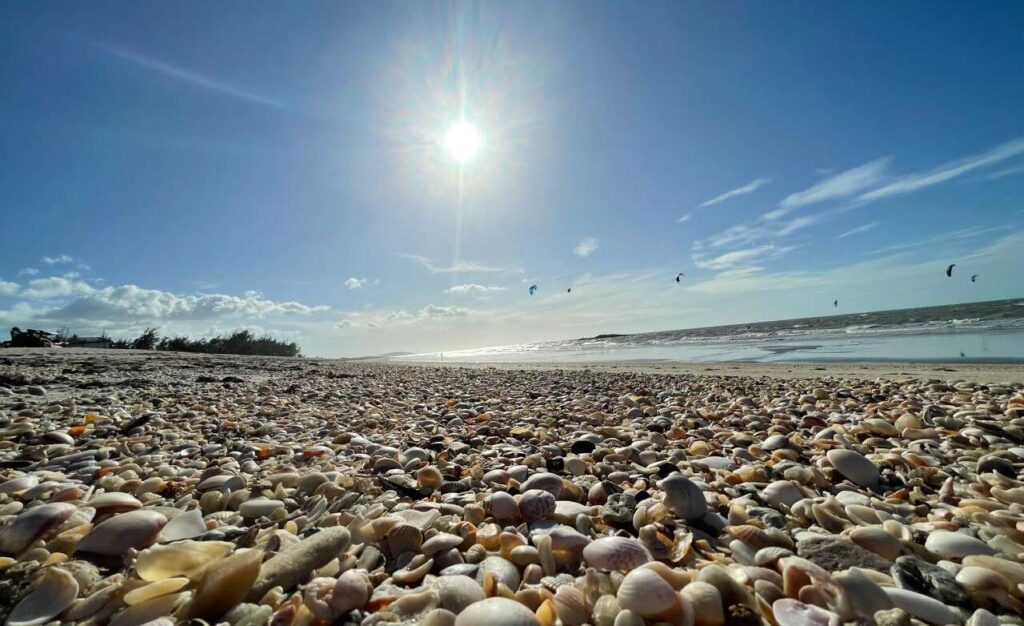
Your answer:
[1,351,1023,626]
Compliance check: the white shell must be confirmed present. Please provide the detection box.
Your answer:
[772,599,840,626]
[617,567,679,618]
[924,531,996,560]
[883,588,959,625]
[681,581,723,626]
[454,597,541,626]
[583,537,652,571]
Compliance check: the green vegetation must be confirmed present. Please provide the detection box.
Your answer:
[113,328,302,357]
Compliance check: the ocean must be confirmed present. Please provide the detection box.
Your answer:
[399,298,1024,364]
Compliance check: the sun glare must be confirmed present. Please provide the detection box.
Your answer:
[444,120,482,163]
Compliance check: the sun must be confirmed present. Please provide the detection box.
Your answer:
[444,120,482,163]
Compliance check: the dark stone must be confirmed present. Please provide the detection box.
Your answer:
[570,439,595,454]
[977,455,1016,477]
[891,555,969,606]
[725,604,762,626]
[796,536,892,571]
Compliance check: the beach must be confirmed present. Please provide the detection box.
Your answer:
[1,349,1023,626]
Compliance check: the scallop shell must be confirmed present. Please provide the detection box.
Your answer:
[659,475,707,522]
[826,449,880,488]
[454,597,541,626]
[583,537,652,571]
[617,567,679,619]
[552,585,588,626]
[519,489,556,522]
[762,481,804,509]
[7,567,79,626]
[681,581,724,626]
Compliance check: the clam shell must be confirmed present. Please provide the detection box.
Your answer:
[617,567,679,618]
[552,585,588,626]
[849,526,902,561]
[7,567,79,626]
[190,548,262,620]
[488,492,521,520]
[826,449,880,487]
[924,531,995,560]
[883,588,959,625]
[772,599,840,626]
[75,509,167,556]
[157,509,207,543]
[763,481,804,508]
[521,473,563,498]
[659,475,707,522]
[124,577,190,606]
[436,574,485,614]
[0,502,77,554]
[519,489,556,522]
[583,537,652,571]
[454,597,541,626]
[681,581,724,626]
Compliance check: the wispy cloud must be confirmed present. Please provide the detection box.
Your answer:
[344,277,368,289]
[697,178,772,208]
[42,254,74,265]
[18,268,39,277]
[574,238,600,257]
[694,244,796,270]
[396,253,522,274]
[90,40,282,109]
[983,165,1024,181]
[868,224,1011,256]
[773,158,890,218]
[858,137,1024,202]
[445,284,507,294]
[677,213,692,224]
[836,222,878,239]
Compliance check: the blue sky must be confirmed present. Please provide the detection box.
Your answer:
[1,1,1022,357]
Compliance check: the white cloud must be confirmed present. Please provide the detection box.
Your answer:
[20,277,94,299]
[774,158,890,217]
[677,213,692,223]
[0,279,19,296]
[574,238,600,257]
[836,222,878,239]
[337,304,471,329]
[859,137,1024,202]
[344,277,368,289]
[445,284,507,294]
[698,178,771,208]
[42,254,74,265]
[984,165,1024,181]
[868,225,1011,256]
[694,245,776,270]
[396,253,522,274]
[18,268,39,276]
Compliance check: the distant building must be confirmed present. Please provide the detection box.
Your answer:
[65,336,113,349]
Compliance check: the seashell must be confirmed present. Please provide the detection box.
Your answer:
[617,567,680,619]
[924,531,995,560]
[476,556,522,591]
[488,492,521,520]
[386,523,423,557]
[552,585,588,626]
[417,466,444,490]
[88,492,143,515]
[612,610,646,626]
[519,489,556,522]
[727,525,775,551]
[156,509,207,543]
[0,502,77,554]
[124,577,190,606]
[7,567,79,626]
[250,526,351,602]
[849,526,902,561]
[755,546,793,568]
[682,581,724,626]
[832,567,895,620]
[109,590,191,626]
[772,598,840,626]
[424,533,465,556]
[239,498,284,519]
[883,588,959,625]
[583,537,652,571]
[454,597,541,626]
[763,481,804,509]
[521,472,563,498]
[955,566,1010,592]
[659,474,707,522]
[436,574,485,614]
[592,594,621,626]
[422,608,458,626]
[826,449,880,488]
[75,509,167,557]
[962,555,1024,587]
[136,540,235,581]
[190,547,262,620]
